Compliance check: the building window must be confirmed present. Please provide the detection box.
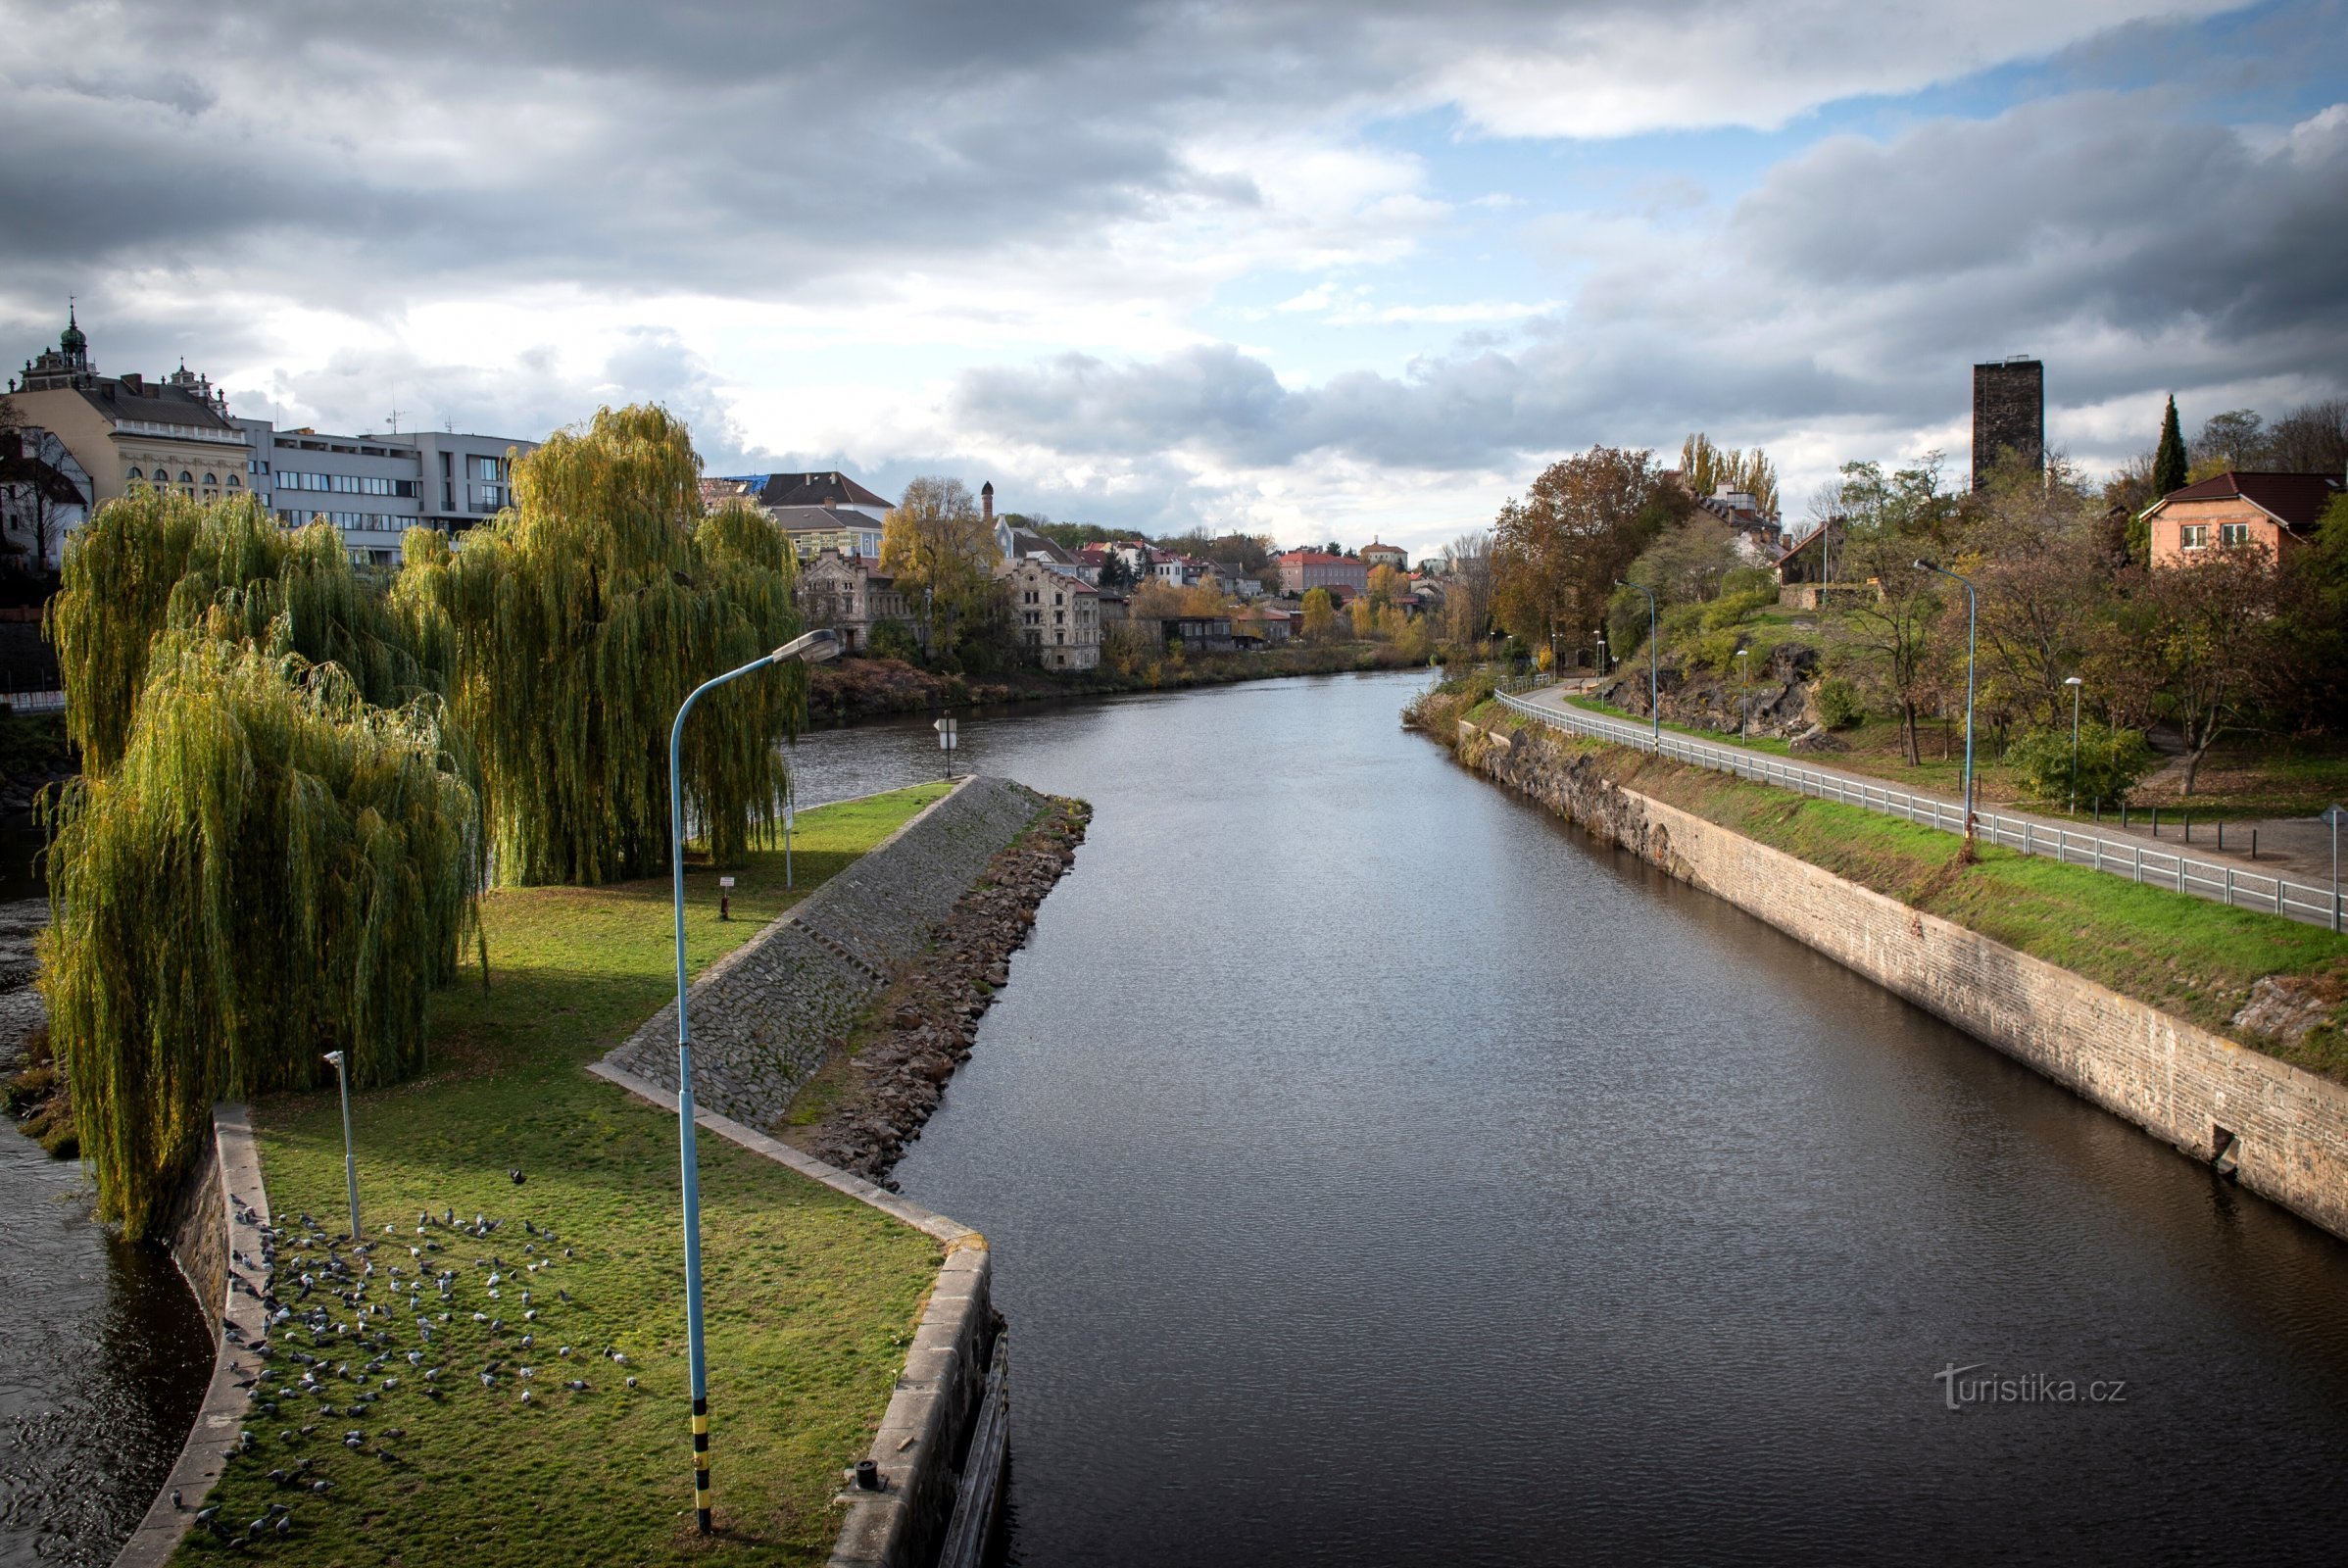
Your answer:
[179,471,194,484]
[2220,522,2251,547]
[203,472,219,486]
[127,467,142,481]
[2179,523,2210,550]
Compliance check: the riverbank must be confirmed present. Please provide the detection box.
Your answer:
[1416,689,2348,1080]
[783,794,1090,1180]
[1421,689,2348,1239]
[185,785,958,1565]
[809,641,1425,724]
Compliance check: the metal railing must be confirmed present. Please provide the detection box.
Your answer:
[1495,689,2344,931]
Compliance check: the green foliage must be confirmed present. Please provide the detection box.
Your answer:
[432,407,807,884]
[1701,584,1779,630]
[40,639,479,1238]
[2004,720,2158,806]
[1815,676,1864,729]
[866,615,921,662]
[2154,394,2189,497]
[50,491,443,774]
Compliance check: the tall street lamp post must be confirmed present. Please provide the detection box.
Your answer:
[1615,579,1659,754]
[2065,675,2084,814]
[321,1050,359,1242]
[667,627,839,1535]
[1915,560,1980,841]
[1737,647,1750,745]
[1595,633,1607,677]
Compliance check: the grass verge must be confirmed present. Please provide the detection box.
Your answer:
[184,783,953,1565]
[1472,703,2348,1081]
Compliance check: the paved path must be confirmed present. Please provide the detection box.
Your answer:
[1503,680,2344,930]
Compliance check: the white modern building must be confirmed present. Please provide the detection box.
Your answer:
[244,420,536,566]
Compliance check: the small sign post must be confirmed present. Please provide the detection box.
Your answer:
[2324,804,2346,933]
[935,716,959,781]
[718,874,736,923]
[784,794,797,889]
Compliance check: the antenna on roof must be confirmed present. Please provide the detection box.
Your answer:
[386,408,402,434]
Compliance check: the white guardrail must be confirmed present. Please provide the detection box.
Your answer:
[1494,684,2345,931]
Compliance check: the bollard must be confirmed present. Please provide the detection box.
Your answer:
[2184,811,2192,843]
[2251,828,2258,860]
[2151,808,2158,837]
[2218,820,2225,851]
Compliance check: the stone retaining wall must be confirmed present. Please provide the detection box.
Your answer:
[604,775,1046,1128]
[1460,720,2348,1242]
[116,1105,274,1568]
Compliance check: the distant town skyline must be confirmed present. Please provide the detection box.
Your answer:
[3,0,2342,559]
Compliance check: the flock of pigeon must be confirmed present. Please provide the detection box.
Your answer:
[180,1189,636,1554]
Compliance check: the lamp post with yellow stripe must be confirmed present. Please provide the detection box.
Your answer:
[668,628,840,1533]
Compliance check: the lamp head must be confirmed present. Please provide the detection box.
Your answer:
[772,628,842,665]
[2064,675,2082,687]
[1912,558,1934,572]
[323,1050,345,1068]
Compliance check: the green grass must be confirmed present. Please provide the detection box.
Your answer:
[1476,704,2348,1079]
[182,783,954,1565]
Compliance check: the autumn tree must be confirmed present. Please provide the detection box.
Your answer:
[2145,543,2282,793]
[1679,432,1780,516]
[1300,586,1337,643]
[1624,512,1737,605]
[880,476,1003,659]
[1366,562,1404,609]
[1492,446,1673,658]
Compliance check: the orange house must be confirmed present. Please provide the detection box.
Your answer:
[2143,471,2342,567]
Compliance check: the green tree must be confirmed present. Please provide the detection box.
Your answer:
[430,405,806,884]
[2152,395,2189,499]
[1679,432,1780,516]
[881,476,1002,662]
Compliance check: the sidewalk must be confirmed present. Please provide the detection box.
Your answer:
[1506,680,2343,929]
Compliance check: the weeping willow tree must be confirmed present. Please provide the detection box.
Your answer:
[49,490,451,772]
[40,636,479,1238]
[426,405,806,884]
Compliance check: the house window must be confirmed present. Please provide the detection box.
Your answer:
[2220,522,2251,547]
[203,472,219,485]
[127,467,143,481]
[179,470,194,484]
[228,473,242,487]
[2178,523,2209,550]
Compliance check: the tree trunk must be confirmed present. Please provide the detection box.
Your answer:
[1900,703,1920,766]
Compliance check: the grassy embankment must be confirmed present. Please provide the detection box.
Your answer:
[809,640,1425,722]
[1600,600,2348,818]
[1436,688,2348,1080]
[187,783,953,1565]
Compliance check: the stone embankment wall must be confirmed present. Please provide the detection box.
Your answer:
[1457,718,2348,1242]
[604,775,1046,1127]
[117,1105,274,1568]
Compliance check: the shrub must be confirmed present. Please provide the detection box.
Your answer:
[2005,721,2159,806]
[1815,676,1864,729]
[867,616,921,663]
[1701,585,1779,630]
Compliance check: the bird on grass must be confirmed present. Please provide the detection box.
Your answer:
[510,1168,525,1185]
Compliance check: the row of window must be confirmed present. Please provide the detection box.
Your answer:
[274,509,408,531]
[2177,523,2254,550]
[128,467,243,489]
[277,471,418,497]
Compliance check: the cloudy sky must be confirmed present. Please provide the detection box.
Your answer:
[4,0,2343,557]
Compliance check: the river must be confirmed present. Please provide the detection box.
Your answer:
[793,669,2348,1565]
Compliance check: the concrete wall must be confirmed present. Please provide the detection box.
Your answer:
[1460,721,2348,1242]
[604,775,1045,1128]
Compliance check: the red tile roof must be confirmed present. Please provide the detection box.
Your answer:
[2151,471,2344,532]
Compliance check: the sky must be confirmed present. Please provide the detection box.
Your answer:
[3,0,2344,559]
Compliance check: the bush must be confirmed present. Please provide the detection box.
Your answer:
[1815,676,1864,729]
[2005,721,2158,807]
[1701,585,1779,630]
[866,616,921,663]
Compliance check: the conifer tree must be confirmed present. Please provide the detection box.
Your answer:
[2153,395,2189,499]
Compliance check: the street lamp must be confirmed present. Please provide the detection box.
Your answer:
[1615,578,1659,754]
[2064,675,2084,814]
[667,626,840,1535]
[1737,647,1750,745]
[1916,560,1979,840]
[1594,633,1607,677]
[321,1051,359,1242]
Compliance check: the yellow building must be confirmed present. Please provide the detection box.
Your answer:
[5,310,254,507]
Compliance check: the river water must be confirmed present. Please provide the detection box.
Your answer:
[794,670,2348,1566]
[9,670,2348,1565]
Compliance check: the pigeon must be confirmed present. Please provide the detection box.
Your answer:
[558,1346,570,1358]
[311,1479,332,1494]
[267,1469,288,1486]
[509,1168,525,1185]
[518,1389,532,1404]
[273,1518,292,1538]
[171,1490,184,1511]
[565,1378,588,1392]
[625,1377,638,1390]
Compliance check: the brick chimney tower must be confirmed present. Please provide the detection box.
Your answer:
[981,480,994,524]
